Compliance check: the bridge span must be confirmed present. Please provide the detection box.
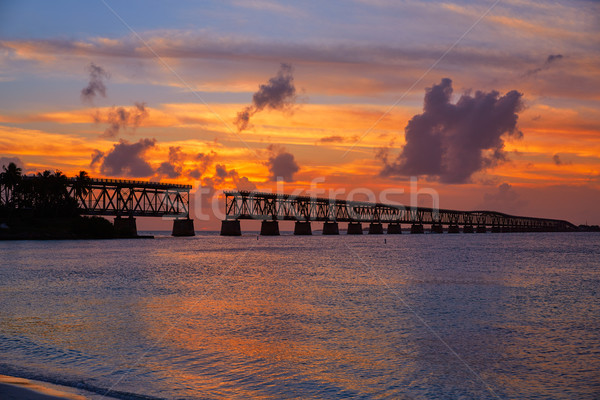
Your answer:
[67,178,194,236]
[220,190,576,236]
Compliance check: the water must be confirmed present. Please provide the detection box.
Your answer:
[0,232,599,399]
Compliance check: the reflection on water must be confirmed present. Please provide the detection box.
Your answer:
[0,233,599,399]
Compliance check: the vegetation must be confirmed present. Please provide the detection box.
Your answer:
[0,163,115,239]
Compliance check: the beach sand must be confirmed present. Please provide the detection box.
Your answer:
[0,375,109,400]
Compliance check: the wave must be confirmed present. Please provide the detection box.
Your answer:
[0,363,169,400]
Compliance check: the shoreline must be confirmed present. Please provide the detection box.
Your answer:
[0,375,106,400]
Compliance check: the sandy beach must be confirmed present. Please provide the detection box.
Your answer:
[0,375,106,400]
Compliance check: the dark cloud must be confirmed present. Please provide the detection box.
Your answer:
[188,151,217,180]
[93,138,156,177]
[380,78,523,183]
[155,147,218,180]
[156,146,184,178]
[523,54,564,77]
[552,154,571,166]
[234,63,296,132]
[156,162,179,178]
[81,62,110,103]
[90,149,104,167]
[482,182,526,214]
[553,154,562,165]
[215,164,234,179]
[0,156,26,171]
[319,135,347,143]
[95,102,149,137]
[208,164,257,191]
[266,145,300,182]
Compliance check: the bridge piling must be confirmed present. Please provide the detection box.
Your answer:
[322,222,339,235]
[368,223,384,234]
[476,225,487,233]
[261,220,280,236]
[294,221,312,235]
[387,223,402,234]
[220,220,241,236]
[463,224,474,233]
[411,224,424,234]
[114,216,137,238]
[347,222,363,234]
[172,218,195,236]
[448,224,460,233]
[431,223,443,234]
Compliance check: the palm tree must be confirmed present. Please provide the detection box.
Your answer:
[72,170,92,209]
[1,162,22,206]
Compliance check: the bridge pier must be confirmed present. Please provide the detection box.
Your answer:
[347,222,363,234]
[368,223,384,234]
[220,220,241,236]
[410,223,424,234]
[463,224,474,233]
[322,221,339,235]
[172,218,195,236]
[448,224,460,233]
[476,225,487,233]
[430,223,443,234]
[294,221,312,235]
[261,220,280,236]
[114,216,137,238]
[501,226,512,233]
[387,223,402,234]
[491,225,501,233]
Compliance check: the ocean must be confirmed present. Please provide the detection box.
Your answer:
[0,232,599,399]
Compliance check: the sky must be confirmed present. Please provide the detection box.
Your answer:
[1,0,599,228]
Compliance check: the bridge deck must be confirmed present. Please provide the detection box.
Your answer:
[223,190,576,231]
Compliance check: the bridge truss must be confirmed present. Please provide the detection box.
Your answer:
[224,191,576,231]
[70,178,191,218]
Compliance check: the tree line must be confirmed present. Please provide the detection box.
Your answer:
[0,162,92,217]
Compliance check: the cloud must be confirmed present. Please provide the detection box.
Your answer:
[266,145,300,182]
[90,149,104,167]
[81,62,110,103]
[205,164,257,191]
[95,102,149,137]
[155,147,218,180]
[188,151,217,180]
[93,138,156,177]
[482,182,526,214]
[380,78,523,183]
[156,146,184,178]
[234,63,297,132]
[0,156,26,171]
[552,153,572,166]
[523,54,564,77]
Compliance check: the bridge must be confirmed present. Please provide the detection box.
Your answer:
[67,178,194,236]
[0,176,194,236]
[220,190,577,235]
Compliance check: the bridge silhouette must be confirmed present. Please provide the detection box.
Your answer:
[66,178,194,236]
[220,190,577,235]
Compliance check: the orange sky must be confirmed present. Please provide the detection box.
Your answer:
[1,1,599,227]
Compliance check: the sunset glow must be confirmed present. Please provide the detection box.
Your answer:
[1,1,598,227]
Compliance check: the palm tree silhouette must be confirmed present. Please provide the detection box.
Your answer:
[0,162,22,206]
[72,170,92,208]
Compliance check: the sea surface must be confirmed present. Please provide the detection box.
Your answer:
[0,231,599,399]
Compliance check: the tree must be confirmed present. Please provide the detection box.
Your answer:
[73,170,91,200]
[0,162,22,206]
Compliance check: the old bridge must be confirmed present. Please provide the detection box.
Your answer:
[67,178,194,236]
[220,190,576,235]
